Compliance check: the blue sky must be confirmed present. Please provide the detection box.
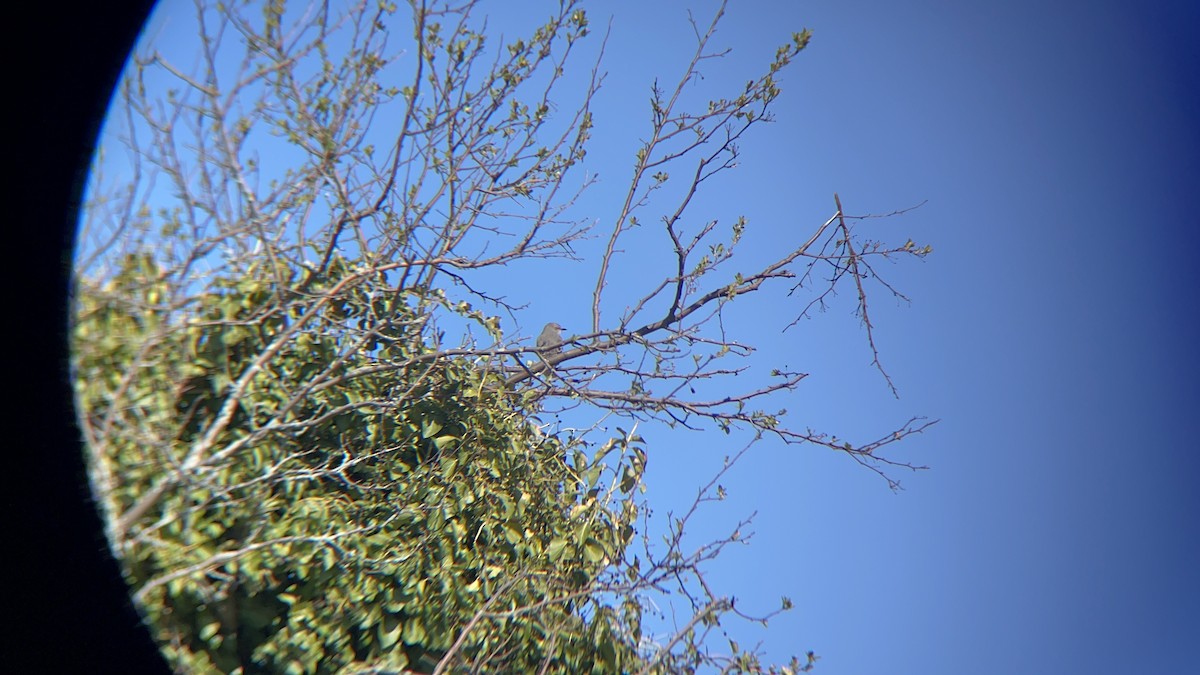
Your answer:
[637,2,1199,672]
[100,0,1199,672]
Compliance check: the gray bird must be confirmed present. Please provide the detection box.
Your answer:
[536,322,565,353]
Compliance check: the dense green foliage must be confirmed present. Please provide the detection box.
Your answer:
[74,254,650,673]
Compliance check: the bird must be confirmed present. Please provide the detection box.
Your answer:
[536,322,565,354]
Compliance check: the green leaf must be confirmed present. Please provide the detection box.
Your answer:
[619,465,639,493]
[583,538,605,563]
[402,616,426,645]
[420,419,442,439]
[199,621,221,641]
[547,537,568,562]
[379,614,403,650]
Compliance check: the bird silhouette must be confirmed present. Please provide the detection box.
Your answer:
[536,322,565,353]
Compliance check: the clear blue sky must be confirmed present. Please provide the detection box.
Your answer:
[106,1,1199,672]
[601,2,1198,672]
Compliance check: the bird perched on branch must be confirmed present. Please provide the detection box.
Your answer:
[536,322,565,354]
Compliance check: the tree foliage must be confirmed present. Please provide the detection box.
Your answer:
[73,0,933,672]
[76,252,653,672]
